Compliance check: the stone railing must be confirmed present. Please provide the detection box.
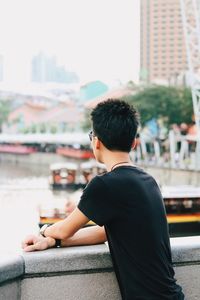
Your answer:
[1,236,200,300]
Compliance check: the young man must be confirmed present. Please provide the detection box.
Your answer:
[22,99,184,300]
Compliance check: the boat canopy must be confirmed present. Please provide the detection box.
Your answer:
[161,185,200,199]
[50,162,78,171]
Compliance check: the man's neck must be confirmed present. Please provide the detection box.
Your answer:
[103,152,132,172]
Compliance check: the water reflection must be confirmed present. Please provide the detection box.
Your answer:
[0,161,73,254]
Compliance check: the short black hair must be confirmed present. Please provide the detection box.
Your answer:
[91,99,140,152]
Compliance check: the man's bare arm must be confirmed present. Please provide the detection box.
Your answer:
[22,208,107,252]
[44,207,90,240]
[60,225,107,247]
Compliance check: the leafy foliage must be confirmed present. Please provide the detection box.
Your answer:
[124,85,193,127]
[81,108,92,132]
[0,100,11,132]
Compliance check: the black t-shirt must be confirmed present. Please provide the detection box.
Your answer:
[78,166,184,300]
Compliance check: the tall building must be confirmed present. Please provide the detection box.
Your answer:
[140,0,187,85]
[31,52,79,84]
[0,55,3,81]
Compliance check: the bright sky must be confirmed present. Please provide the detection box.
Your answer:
[0,0,140,85]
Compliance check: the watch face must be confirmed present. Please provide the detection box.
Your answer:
[40,224,48,236]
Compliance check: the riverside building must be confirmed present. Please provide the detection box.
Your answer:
[140,0,187,85]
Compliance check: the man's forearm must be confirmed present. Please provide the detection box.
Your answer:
[60,225,107,247]
[44,208,89,240]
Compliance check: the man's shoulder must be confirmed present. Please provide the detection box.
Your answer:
[89,167,158,187]
[85,174,106,190]
[106,166,160,190]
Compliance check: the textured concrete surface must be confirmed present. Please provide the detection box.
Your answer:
[21,272,121,300]
[0,255,24,284]
[23,244,113,275]
[174,264,200,300]
[0,280,20,300]
[22,237,200,276]
[1,237,200,300]
[171,236,200,263]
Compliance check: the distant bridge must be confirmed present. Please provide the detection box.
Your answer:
[0,131,200,170]
[0,132,89,146]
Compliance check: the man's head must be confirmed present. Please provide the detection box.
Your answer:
[90,99,139,153]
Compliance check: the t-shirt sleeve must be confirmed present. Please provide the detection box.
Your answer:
[78,175,114,226]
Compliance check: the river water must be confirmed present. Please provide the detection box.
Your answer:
[0,161,73,255]
[0,159,200,255]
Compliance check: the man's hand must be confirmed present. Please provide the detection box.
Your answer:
[22,234,55,252]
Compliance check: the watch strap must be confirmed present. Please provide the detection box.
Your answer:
[54,239,61,248]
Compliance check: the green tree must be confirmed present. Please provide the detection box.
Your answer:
[50,124,57,134]
[124,85,193,127]
[39,123,46,133]
[81,108,92,132]
[0,100,11,132]
[31,124,37,133]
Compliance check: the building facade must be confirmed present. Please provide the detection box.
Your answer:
[31,52,79,84]
[140,0,187,85]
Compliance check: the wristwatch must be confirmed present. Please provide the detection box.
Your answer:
[40,224,61,248]
[40,224,50,237]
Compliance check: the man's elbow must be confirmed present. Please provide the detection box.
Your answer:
[54,223,74,240]
[97,226,107,243]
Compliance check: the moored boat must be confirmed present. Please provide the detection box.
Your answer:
[49,160,106,191]
[162,185,200,236]
[56,145,94,159]
[0,144,36,154]
[38,190,95,228]
[49,162,84,191]
[39,160,106,227]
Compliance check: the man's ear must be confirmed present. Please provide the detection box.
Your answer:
[96,138,101,149]
[131,138,137,150]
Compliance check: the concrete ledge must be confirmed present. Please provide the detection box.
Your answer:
[0,255,24,284]
[23,244,113,275]
[1,236,200,300]
[171,236,200,264]
[22,237,200,276]
[1,237,200,281]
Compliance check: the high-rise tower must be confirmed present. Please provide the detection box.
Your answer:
[140,0,187,85]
